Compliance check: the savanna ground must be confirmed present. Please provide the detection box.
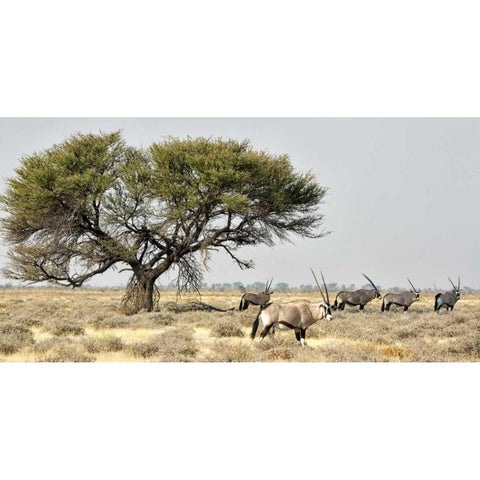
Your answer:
[0,288,479,362]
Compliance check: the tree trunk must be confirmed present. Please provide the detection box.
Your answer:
[122,271,157,314]
[138,275,155,312]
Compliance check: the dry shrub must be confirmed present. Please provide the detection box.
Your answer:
[290,345,331,362]
[249,334,305,361]
[117,304,134,316]
[304,327,326,339]
[9,299,25,304]
[205,340,255,362]
[177,310,235,332]
[0,322,34,354]
[265,347,294,361]
[37,344,96,362]
[391,327,417,340]
[4,304,45,327]
[82,337,101,353]
[30,337,95,362]
[446,334,480,358]
[12,314,42,328]
[128,328,198,361]
[212,322,244,338]
[253,337,278,351]
[88,311,176,329]
[43,318,85,336]
[10,302,61,328]
[129,337,162,358]
[150,312,177,327]
[88,313,132,329]
[31,337,72,355]
[0,309,42,328]
[83,335,123,353]
[381,346,413,360]
[317,343,383,362]
[157,329,198,361]
[99,335,123,352]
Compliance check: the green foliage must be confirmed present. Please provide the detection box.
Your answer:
[149,137,326,240]
[1,132,328,311]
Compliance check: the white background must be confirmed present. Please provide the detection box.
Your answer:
[1,1,479,479]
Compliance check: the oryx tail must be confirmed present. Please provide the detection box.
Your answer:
[250,311,261,339]
[332,291,345,311]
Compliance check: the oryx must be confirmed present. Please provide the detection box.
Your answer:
[381,278,420,312]
[239,278,273,311]
[434,277,461,312]
[332,273,381,311]
[250,269,332,346]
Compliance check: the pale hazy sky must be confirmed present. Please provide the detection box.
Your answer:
[0,118,479,290]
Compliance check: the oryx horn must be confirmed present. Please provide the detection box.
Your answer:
[362,273,379,293]
[407,278,418,293]
[321,271,330,305]
[310,268,327,304]
[448,276,458,292]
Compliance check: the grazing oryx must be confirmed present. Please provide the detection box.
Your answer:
[381,278,420,312]
[332,273,381,311]
[250,269,332,346]
[434,277,461,312]
[239,279,273,311]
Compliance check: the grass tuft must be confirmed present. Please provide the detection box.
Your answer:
[128,328,198,361]
[43,318,85,336]
[212,322,244,338]
[0,322,35,354]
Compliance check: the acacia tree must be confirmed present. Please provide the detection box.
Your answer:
[1,132,328,313]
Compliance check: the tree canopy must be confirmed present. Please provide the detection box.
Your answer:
[1,132,328,312]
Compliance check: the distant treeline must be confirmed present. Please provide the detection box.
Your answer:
[1,282,478,293]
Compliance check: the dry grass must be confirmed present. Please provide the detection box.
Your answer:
[0,288,479,362]
[43,318,85,336]
[0,322,35,354]
[82,335,124,353]
[127,328,198,361]
[212,322,245,338]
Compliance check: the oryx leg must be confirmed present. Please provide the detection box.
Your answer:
[403,305,409,312]
[359,304,365,311]
[300,328,307,347]
[385,303,391,311]
[260,324,273,340]
[295,329,301,345]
